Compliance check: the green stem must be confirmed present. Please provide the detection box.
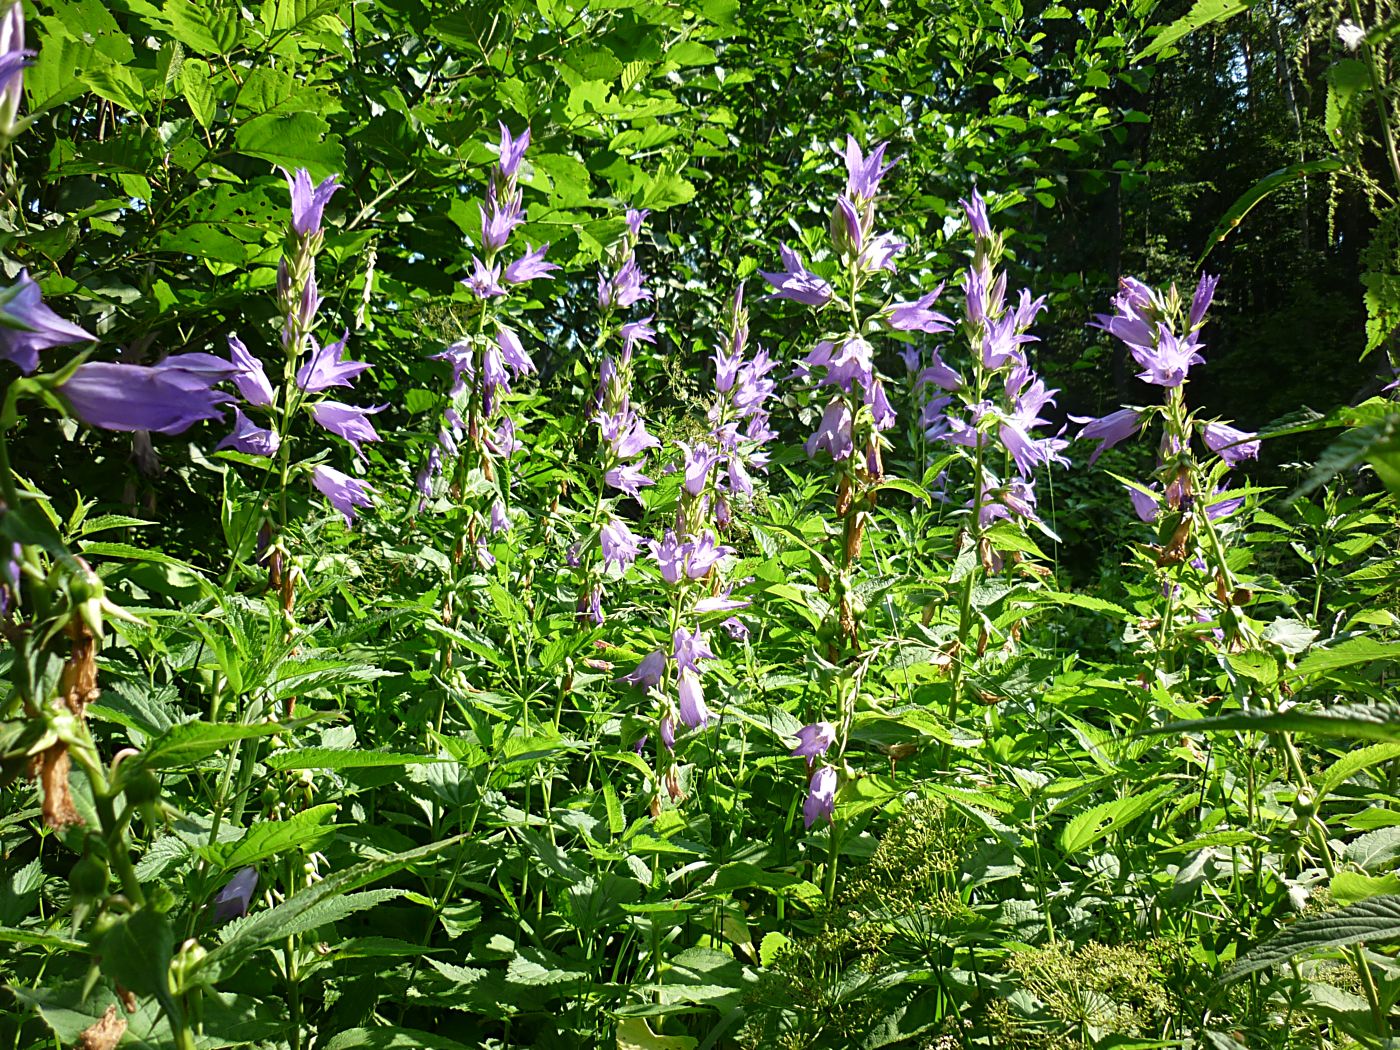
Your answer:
[1351,0,1400,195]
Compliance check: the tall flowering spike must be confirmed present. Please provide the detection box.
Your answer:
[283,168,341,238]
[296,332,370,393]
[497,123,530,180]
[60,362,226,434]
[759,244,832,308]
[0,2,32,138]
[842,135,895,201]
[313,465,375,525]
[0,270,96,374]
[803,765,838,828]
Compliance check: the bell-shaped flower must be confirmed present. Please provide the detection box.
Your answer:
[60,362,226,434]
[960,191,992,240]
[212,866,259,923]
[803,765,838,828]
[296,331,369,393]
[885,286,951,333]
[0,269,95,374]
[496,122,530,180]
[1201,421,1259,467]
[313,464,374,525]
[309,401,385,458]
[842,136,895,201]
[601,518,640,571]
[0,2,32,138]
[228,334,275,407]
[791,721,836,761]
[684,531,731,579]
[217,408,280,456]
[283,168,341,238]
[606,462,653,498]
[805,400,853,461]
[677,440,720,496]
[490,500,511,535]
[671,625,716,674]
[463,256,506,299]
[759,243,832,308]
[676,669,710,728]
[649,530,685,584]
[621,649,667,688]
[504,243,559,284]
[598,256,650,310]
[1071,408,1143,465]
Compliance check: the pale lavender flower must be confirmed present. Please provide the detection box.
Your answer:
[831,195,863,255]
[296,331,370,393]
[626,208,650,236]
[490,500,511,534]
[721,616,748,641]
[1071,408,1142,465]
[217,408,280,456]
[212,866,259,923]
[1127,483,1160,523]
[867,379,896,431]
[858,231,905,273]
[313,464,375,525]
[479,193,524,253]
[0,269,95,373]
[310,401,384,457]
[497,123,530,179]
[1202,421,1259,467]
[1188,273,1219,329]
[283,168,341,238]
[227,334,274,408]
[476,543,497,570]
[677,669,709,728]
[60,362,226,434]
[0,2,32,137]
[915,352,962,392]
[496,325,535,376]
[1208,488,1245,519]
[503,243,559,284]
[601,518,640,571]
[622,649,667,688]
[678,440,720,496]
[620,317,656,358]
[660,715,676,750]
[671,625,716,673]
[684,531,731,579]
[885,286,952,333]
[960,190,991,240]
[803,765,838,828]
[650,530,685,584]
[463,256,506,299]
[583,584,605,624]
[598,256,650,310]
[841,136,895,200]
[805,400,853,460]
[791,721,836,761]
[759,243,832,308]
[1133,326,1204,388]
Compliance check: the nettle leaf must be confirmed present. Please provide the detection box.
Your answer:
[198,803,340,871]
[132,721,289,770]
[1058,785,1172,854]
[162,0,242,55]
[1227,894,1400,981]
[264,748,439,771]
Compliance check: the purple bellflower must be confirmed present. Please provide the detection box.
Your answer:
[218,408,280,456]
[228,334,275,408]
[504,243,558,284]
[0,1,33,138]
[1071,408,1143,465]
[759,244,832,308]
[313,464,375,525]
[622,649,667,689]
[296,332,370,393]
[310,401,384,458]
[791,721,836,762]
[497,123,530,179]
[601,518,640,571]
[1201,421,1259,467]
[60,362,226,434]
[212,866,259,923]
[676,669,709,728]
[0,270,95,374]
[284,169,341,238]
[842,136,896,201]
[803,765,838,828]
